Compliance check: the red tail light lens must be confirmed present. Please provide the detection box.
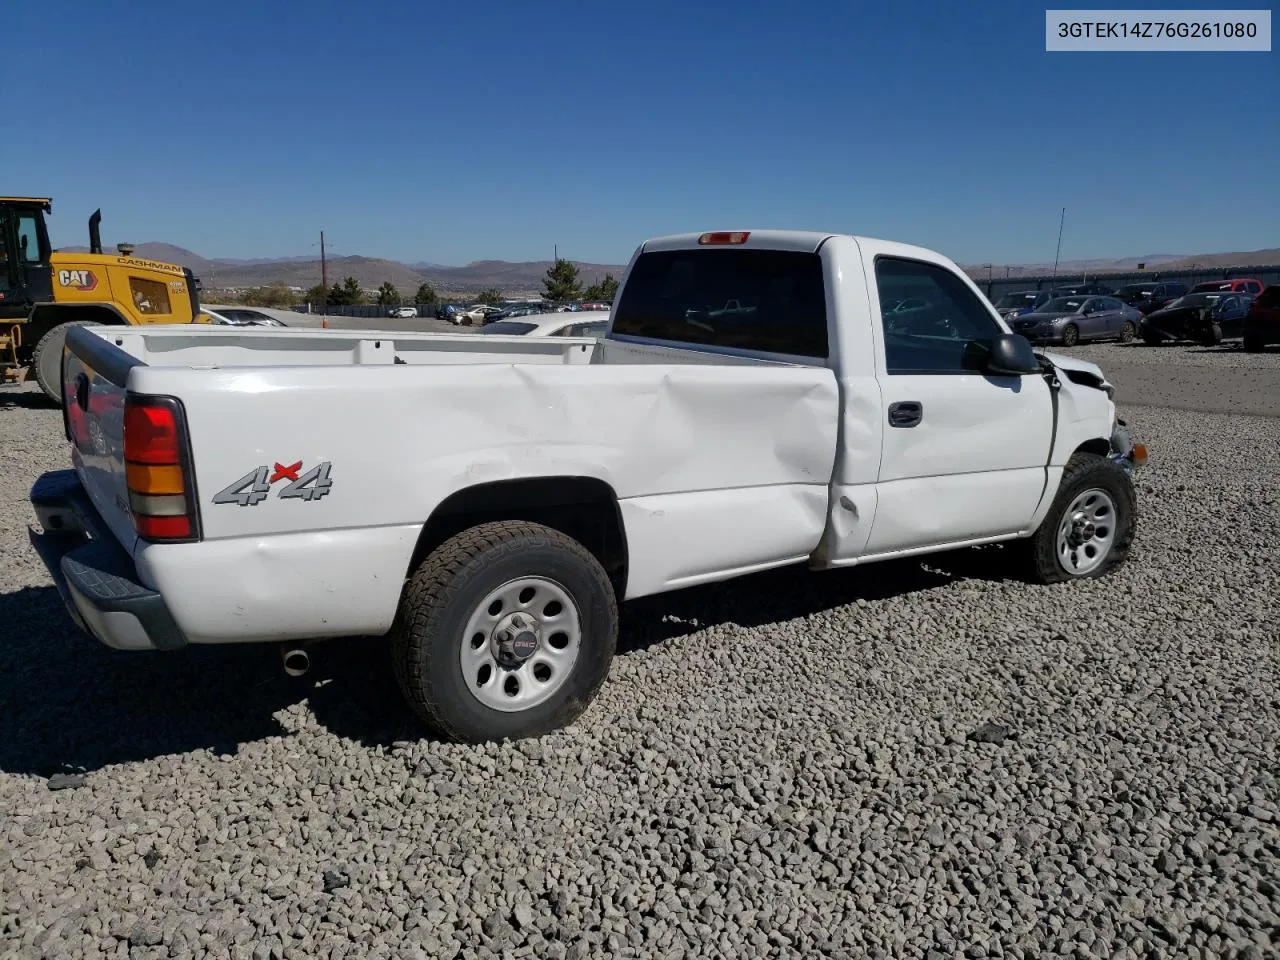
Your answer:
[124,402,181,464]
[123,395,199,543]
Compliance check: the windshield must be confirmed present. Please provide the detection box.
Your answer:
[479,321,537,335]
[1041,298,1085,312]
[994,293,1041,308]
[1116,284,1157,296]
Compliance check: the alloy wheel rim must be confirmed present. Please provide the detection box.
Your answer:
[460,576,582,712]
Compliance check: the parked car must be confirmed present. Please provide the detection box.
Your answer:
[1141,291,1254,346]
[31,228,1146,744]
[454,304,503,325]
[1243,285,1280,352]
[200,305,290,327]
[1114,281,1190,316]
[1190,278,1265,297]
[991,291,1052,320]
[1050,282,1114,297]
[436,304,464,323]
[477,312,610,337]
[388,306,419,319]
[486,304,546,323]
[1006,295,1141,346]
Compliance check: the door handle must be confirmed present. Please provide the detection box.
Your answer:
[888,400,922,428]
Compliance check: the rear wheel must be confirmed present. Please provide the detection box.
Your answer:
[1119,320,1135,343]
[31,320,101,404]
[1061,323,1080,347]
[1201,322,1223,347]
[1243,332,1265,353]
[391,520,618,743]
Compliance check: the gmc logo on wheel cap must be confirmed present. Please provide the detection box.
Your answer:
[57,269,98,292]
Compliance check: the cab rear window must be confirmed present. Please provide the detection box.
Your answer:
[611,249,829,358]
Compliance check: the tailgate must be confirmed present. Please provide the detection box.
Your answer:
[61,325,143,555]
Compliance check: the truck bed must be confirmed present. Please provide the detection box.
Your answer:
[58,323,840,644]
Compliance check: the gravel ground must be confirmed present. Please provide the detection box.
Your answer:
[1,343,1277,960]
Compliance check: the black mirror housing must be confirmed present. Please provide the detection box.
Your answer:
[987,333,1041,376]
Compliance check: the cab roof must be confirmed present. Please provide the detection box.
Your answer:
[0,196,52,208]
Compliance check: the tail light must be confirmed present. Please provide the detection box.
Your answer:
[698,231,751,245]
[123,395,201,542]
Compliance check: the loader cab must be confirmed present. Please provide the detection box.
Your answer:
[0,197,54,319]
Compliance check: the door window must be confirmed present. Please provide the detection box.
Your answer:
[0,209,10,292]
[875,256,1004,374]
[16,215,42,263]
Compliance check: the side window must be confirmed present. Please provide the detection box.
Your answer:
[874,256,1003,375]
[610,248,829,358]
[0,209,10,292]
[16,215,42,263]
[130,277,172,315]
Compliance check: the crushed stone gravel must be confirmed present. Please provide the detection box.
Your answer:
[1,342,1277,959]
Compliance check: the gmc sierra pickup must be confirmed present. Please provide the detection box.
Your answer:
[29,229,1146,742]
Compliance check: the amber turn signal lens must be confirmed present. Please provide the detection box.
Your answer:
[126,463,185,495]
[1132,442,1148,464]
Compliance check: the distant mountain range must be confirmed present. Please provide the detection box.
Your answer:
[61,241,1280,295]
[62,242,627,296]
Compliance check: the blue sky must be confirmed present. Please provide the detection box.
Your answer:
[7,0,1276,266]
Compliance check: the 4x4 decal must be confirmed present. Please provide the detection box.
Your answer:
[213,460,333,507]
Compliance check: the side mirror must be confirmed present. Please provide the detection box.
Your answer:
[987,333,1041,376]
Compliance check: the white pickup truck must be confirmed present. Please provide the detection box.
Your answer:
[29,229,1147,743]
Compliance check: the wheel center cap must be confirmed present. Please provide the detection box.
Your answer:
[510,631,538,661]
[493,613,540,665]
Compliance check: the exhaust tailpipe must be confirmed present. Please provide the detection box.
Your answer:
[281,647,311,677]
[88,209,103,255]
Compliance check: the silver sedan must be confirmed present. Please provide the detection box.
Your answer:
[1006,295,1143,347]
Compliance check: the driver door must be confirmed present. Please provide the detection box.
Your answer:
[865,256,1055,556]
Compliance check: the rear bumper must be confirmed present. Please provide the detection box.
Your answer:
[28,470,188,652]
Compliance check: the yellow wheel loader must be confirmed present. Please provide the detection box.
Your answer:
[0,197,208,403]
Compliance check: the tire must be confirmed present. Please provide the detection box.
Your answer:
[1142,331,1163,347]
[390,520,618,743]
[1119,320,1135,343]
[1243,332,1264,353]
[1061,323,1079,347]
[1201,322,1223,347]
[31,320,101,404]
[1021,452,1137,585]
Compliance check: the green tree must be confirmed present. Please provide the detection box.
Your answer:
[475,287,504,305]
[583,274,619,303]
[414,282,438,305]
[376,281,401,306]
[306,283,327,306]
[342,276,364,305]
[327,276,364,306]
[543,258,582,302]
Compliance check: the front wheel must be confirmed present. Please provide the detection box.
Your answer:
[1020,452,1137,585]
[1061,323,1080,347]
[1243,332,1265,353]
[1201,322,1223,347]
[391,520,618,743]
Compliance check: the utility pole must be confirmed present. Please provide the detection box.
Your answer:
[1051,207,1066,283]
[320,230,328,313]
